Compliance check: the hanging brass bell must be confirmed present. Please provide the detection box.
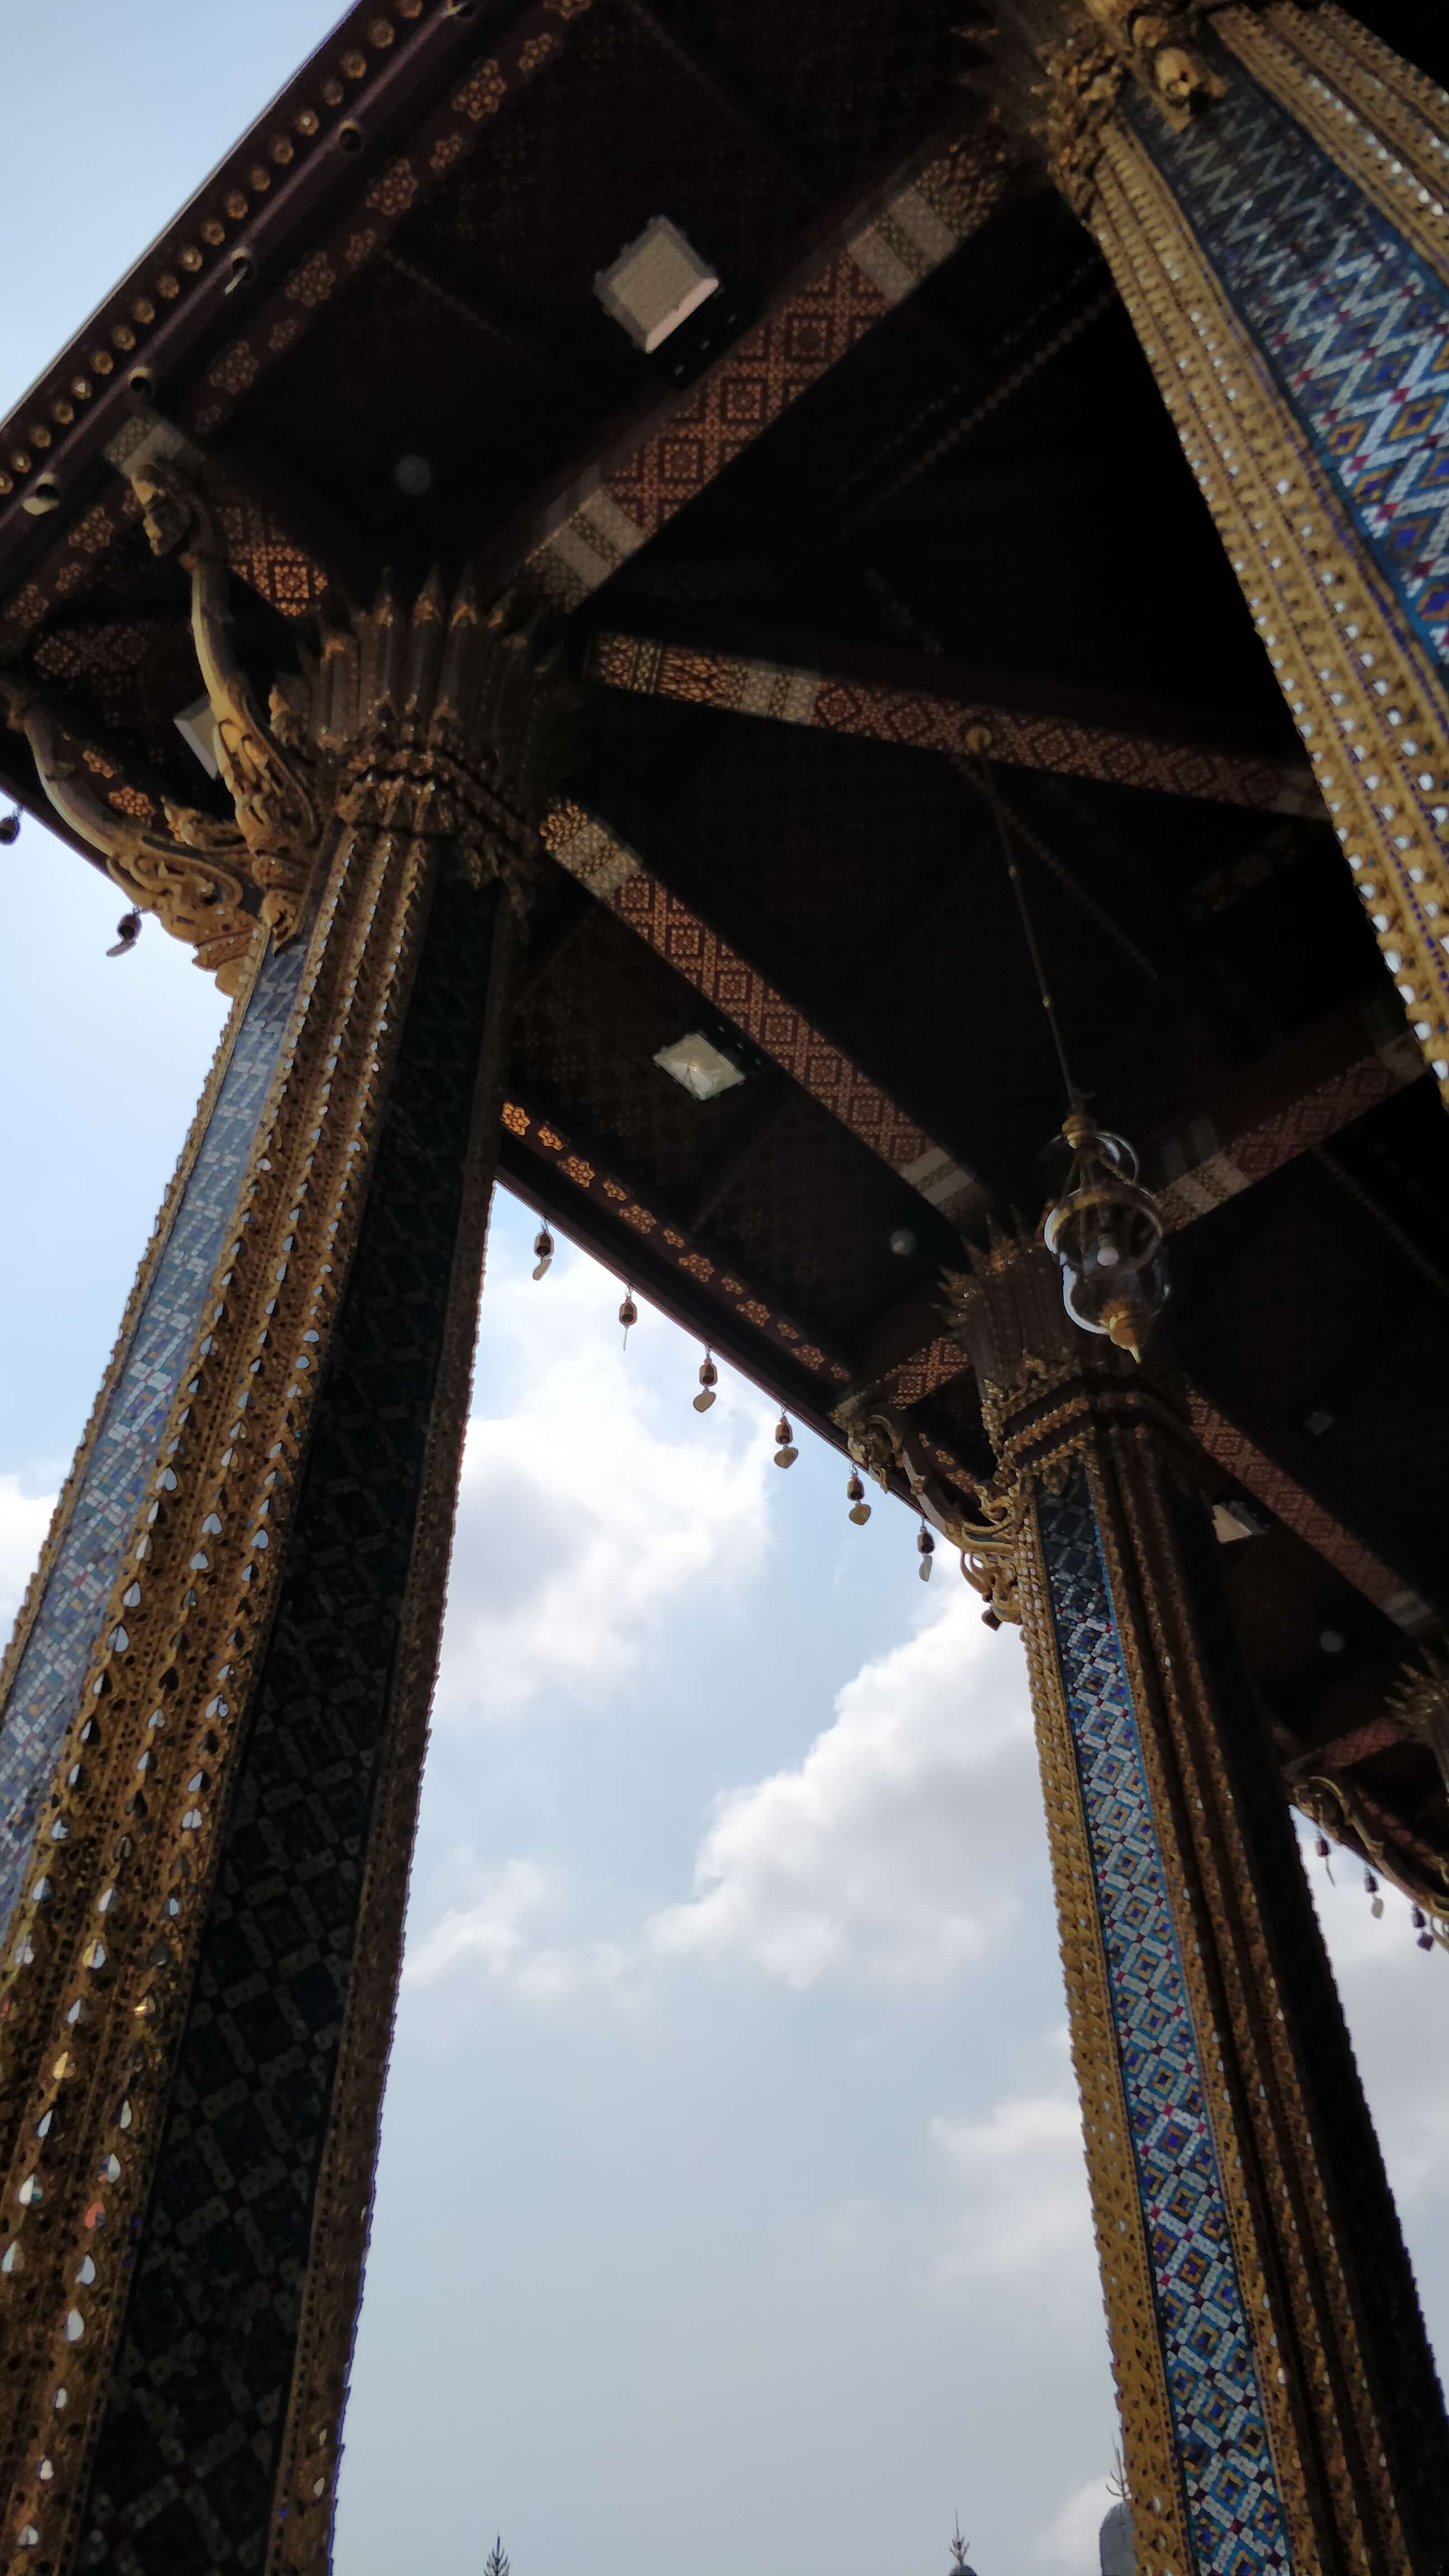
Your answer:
[846,1470,871,1527]
[693,1353,718,1412]
[773,1413,797,1469]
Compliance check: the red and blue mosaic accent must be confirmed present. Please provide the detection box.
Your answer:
[1130,66,1449,670]
[1039,1474,1290,2574]
[0,941,303,1938]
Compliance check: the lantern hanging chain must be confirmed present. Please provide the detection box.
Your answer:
[973,752,1083,1116]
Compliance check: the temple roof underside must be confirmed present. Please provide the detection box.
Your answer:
[2,0,1446,1919]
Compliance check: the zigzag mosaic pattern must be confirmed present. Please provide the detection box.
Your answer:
[0,943,302,1936]
[1135,66,1449,666]
[1039,1475,1289,2575]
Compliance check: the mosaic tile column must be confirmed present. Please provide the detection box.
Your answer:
[0,940,305,1941]
[951,1240,1449,2576]
[1063,3,1449,1109]
[0,561,542,2573]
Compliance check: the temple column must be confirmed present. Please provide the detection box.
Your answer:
[949,1239,1449,2576]
[1047,1,1449,1107]
[0,475,564,2574]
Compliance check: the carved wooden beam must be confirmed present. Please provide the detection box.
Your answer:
[0,0,592,645]
[586,628,1323,815]
[1186,1386,1437,1637]
[1146,992,1426,1224]
[859,993,1426,1404]
[484,126,1013,611]
[2,101,1011,669]
[541,798,987,1229]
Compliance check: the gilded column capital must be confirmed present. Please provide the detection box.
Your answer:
[943,1227,1187,1489]
[10,439,583,988]
[1021,0,1301,211]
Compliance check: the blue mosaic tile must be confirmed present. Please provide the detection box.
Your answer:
[1039,1474,1289,2574]
[1132,67,1449,669]
[0,943,303,1936]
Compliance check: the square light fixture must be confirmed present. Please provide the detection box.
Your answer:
[595,217,719,353]
[175,693,220,779]
[654,1030,746,1103]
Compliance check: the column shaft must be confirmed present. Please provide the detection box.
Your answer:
[0,808,520,2573]
[954,1243,1449,2575]
[1063,12,1449,1104]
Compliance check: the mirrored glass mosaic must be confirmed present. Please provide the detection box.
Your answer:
[1133,68,1449,667]
[0,943,304,1933]
[1039,1474,1290,2575]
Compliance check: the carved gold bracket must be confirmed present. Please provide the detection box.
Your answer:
[0,673,258,991]
[1290,1767,1449,1948]
[7,432,579,986]
[837,1398,1024,1625]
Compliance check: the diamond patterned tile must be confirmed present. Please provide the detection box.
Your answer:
[80,874,504,2573]
[0,943,304,1938]
[1134,68,1449,665]
[1039,1475,1290,2573]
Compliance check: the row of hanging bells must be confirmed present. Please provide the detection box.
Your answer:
[529,1248,943,1571]
[1313,1836,1437,1949]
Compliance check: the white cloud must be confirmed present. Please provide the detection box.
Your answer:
[930,2090,1095,2298]
[436,1234,771,1726]
[0,1474,55,1648]
[402,1856,627,2001]
[647,1583,1042,1988]
[1033,2474,1115,2569]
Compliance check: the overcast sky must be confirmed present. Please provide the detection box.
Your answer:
[3,12,1447,2575]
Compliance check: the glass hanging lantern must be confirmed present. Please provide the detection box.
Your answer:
[1043,1110,1166,1362]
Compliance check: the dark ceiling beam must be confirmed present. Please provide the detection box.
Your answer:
[499,1083,858,1407]
[852,992,1428,1408]
[541,797,989,1230]
[0,0,575,629]
[1145,993,1426,1228]
[379,247,603,411]
[517,880,598,999]
[614,0,820,201]
[585,628,1322,816]
[479,121,1011,613]
[683,1067,798,1235]
[1187,1386,1437,1637]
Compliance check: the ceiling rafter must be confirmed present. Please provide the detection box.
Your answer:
[0,0,572,630]
[541,798,987,1228]
[1186,1388,1436,1637]
[487,123,1012,610]
[585,628,1323,816]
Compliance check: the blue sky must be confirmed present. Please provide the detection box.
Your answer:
[2,13,1447,2575]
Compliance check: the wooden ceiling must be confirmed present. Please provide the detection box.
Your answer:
[2,0,1445,1921]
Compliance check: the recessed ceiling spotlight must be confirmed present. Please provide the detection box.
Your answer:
[1319,1628,1346,1655]
[889,1228,918,1258]
[595,217,719,353]
[1304,1407,1335,1436]
[394,453,433,498]
[654,1030,746,1103]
